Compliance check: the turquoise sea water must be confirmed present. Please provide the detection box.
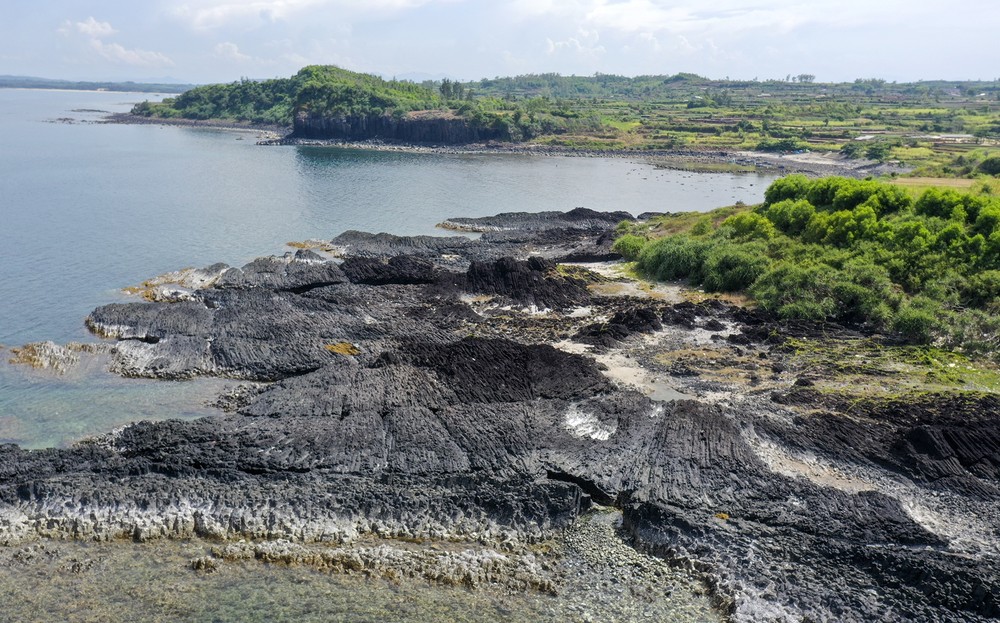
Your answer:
[0,89,778,448]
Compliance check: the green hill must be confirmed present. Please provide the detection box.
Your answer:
[133,65,437,125]
[132,65,1000,160]
[131,65,604,144]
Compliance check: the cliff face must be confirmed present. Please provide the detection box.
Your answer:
[293,110,507,144]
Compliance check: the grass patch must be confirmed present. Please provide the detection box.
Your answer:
[782,337,1000,395]
[642,204,751,237]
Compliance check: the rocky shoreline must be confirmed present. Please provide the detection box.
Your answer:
[1,208,996,622]
[105,112,909,178]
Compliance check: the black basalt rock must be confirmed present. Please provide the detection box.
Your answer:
[341,255,439,285]
[4,208,998,623]
[465,256,589,310]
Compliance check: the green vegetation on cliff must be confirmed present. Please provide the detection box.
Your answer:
[133,66,435,125]
[132,65,604,141]
[617,176,1000,357]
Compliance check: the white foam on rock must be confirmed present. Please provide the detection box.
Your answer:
[563,405,616,441]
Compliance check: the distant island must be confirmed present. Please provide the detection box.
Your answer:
[126,65,1000,177]
[0,74,194,94]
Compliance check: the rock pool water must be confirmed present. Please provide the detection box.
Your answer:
[0,511,721,623]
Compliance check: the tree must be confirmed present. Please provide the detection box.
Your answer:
[440,78,453,99]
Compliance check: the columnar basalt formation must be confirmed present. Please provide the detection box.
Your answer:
[1,210,997,622]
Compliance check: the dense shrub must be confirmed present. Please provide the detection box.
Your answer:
[611,234,646,260]
[806,177,853,210]
[751,262,834,320]
[636,235,711,283]
[761,199,815,236]
[763,174,810,205]
[702,243,770,292]
[978,156,1000,176]
[721,212,777,240]
[617,175,1000,353]
[893,302,937,343]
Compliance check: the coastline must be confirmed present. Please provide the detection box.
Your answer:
[2,208,997,622]
[106,112,910,178]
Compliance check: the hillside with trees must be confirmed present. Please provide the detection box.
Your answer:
[132,65,603,143]
[134,65,1000,171]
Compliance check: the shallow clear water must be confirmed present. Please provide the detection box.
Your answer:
[0,89,778,449]
[0,519,721,623]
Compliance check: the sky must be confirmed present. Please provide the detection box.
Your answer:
[2,1,998,85]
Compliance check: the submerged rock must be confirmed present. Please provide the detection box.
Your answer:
[439,207,635,232]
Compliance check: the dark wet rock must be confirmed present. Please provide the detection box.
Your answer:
[5,210,999,622]
[464,256,589,310]
[480,227,622,263]
[763,390,1000,500]
[440,207,634,233]
[217,255,348,292]
[341,255,439,285]
[87,300,214,341]
[575,305,664,347]
[399,337,611,404]
[403,298,483,326]
[700,318,725,332]
[293,111,507,144]
[329,231,476,263]
[328,209,636,268]
[635,211,666,221]
[661,303,698,329]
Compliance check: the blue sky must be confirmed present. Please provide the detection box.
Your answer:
[2,1,997,84]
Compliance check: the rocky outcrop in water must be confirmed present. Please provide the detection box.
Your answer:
[293,110,507,144]
[1,209,998,622]
[438,207,637,232]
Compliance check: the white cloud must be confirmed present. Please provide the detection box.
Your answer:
[509,0,919,38]
[90,40,175,67]
[75,17,118,38]
[170,0,452,30]
[55,14,175,69]
[58,17,118,38]
[214,41,251,61]
[546,28,605,60]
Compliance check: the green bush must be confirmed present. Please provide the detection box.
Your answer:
[893,303,937,343]
[702,243,770,292]
[721,212,777,240]
[751,262,834,320]
[915,188,964,220]
[612,234,646,260]
[972,201,1000,238]
[821,205,881,247]
[806,177,853,210]
[636,235,710,283]
[960,270,1000,308]
[690,215,714,236]
[756,138,804,152]
[763,174,810,205]
[978,156,1000,176]
[762,199,815,236]
[629,175,1000,356]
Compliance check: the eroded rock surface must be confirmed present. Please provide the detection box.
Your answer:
[1,209,997,623]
